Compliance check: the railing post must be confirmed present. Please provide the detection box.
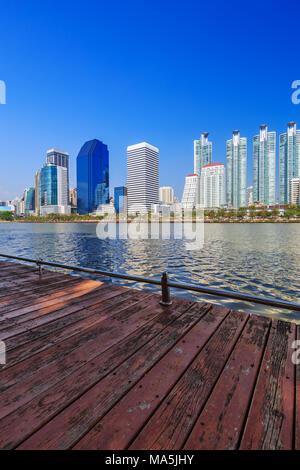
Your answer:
[36,260,43,277]
[160,271,172,306]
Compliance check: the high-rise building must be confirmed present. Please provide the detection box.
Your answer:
[279,122,300,204]
[127,142,159,214]
[159,186,174,205]
[199,163,225,209]
[69,188,77,205]
[23,188,35,215]
[77,139,109,215]
[39,163,70,215]
[194,133,212,176]
[181,174,200,209]
[226,130,247,208]
[114,186,127,213]
[47,148,70,196]
[290,178,300,205]
[35,170,40,216]
[253,125,276,206]
[247,185,253,207]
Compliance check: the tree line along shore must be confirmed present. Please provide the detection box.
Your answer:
[0,205,300,223]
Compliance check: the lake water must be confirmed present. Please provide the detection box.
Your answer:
[0,222,299,323]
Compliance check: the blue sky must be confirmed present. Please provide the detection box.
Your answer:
[0,0,300,200]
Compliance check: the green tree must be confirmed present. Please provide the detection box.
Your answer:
[0,211,14,221]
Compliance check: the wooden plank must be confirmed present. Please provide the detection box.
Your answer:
[240,319,296,450]
[3,298,196,449]
[0,271,70,298]
[0,282,110,342]
[129,309,248,450]
[295,325,300,449]
[183,315,270,450]
[0,277,84,312]
[1,289,146,373]
[73,305,230,450]
[0,289,153,392]
[0,282,113,329]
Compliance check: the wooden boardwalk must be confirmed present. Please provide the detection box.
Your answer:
[0,259,298,450]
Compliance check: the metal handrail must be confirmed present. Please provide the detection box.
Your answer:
[0,253,300,312]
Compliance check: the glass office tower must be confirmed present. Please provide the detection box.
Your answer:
[40,163,69,207]
[114,186,127,213]
[226,130,247,208]
[253,125,276,206]
[279,122,300,204]
[77,139,109,214]
[194,133,212,176]
[24,188,35,215]
[47,148,70,196]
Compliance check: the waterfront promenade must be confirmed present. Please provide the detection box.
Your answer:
[0,259,298,450]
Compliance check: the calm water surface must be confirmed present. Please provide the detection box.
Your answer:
[0,222,299,323]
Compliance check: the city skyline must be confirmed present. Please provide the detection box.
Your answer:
[4,121,300,211]
[1,1,300,200]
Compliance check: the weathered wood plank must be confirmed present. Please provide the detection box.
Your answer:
[0,272,71,299]
[0,283,115,330]
[73,305,230,450]
[0,277,84,313]
[240,319,295,450]
[184,315,270,450]
[129,309,248,450]
[0,290,153,394]
[295,325,300,449]
[3,298,196,449]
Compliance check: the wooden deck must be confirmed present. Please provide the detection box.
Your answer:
[0,259,298,450]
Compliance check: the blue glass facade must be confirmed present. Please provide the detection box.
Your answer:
[40,165,58,206]
[114,186,127,213]
[25,187,35,215]
[77,139,109,214]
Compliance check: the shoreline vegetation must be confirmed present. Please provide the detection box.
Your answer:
[0,205,300,223]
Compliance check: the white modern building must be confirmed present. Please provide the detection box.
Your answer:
[199,163,226,209]
[194,133,212,176]
[226,130,247,208]
[181,174,200,209]
[253,125,276,206]
[247,186,253,207]
[159,186,174,205]
[290,177,300,205]
[127,142,159,214]
[279,122,300,204]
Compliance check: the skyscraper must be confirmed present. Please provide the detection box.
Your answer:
[159,186,174,205]
[127,142,159,214]
[199,163,226,209]
[181,174,200,209]
[77,139,109,214]
[23,188,35,215]
[226,131,247,208]
[246,185,253,207]
[194,133,212,176]
[39,163,70,215]
[253,125,276,206]
[35,170,40,216]
[290,178,300,205]
[279,122,300,204]
[47,149,70,195]
[114,186,127,213]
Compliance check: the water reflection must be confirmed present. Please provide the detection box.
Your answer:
[0,222,299,323]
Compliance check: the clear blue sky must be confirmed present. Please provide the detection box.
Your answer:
[0,0,300,201]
